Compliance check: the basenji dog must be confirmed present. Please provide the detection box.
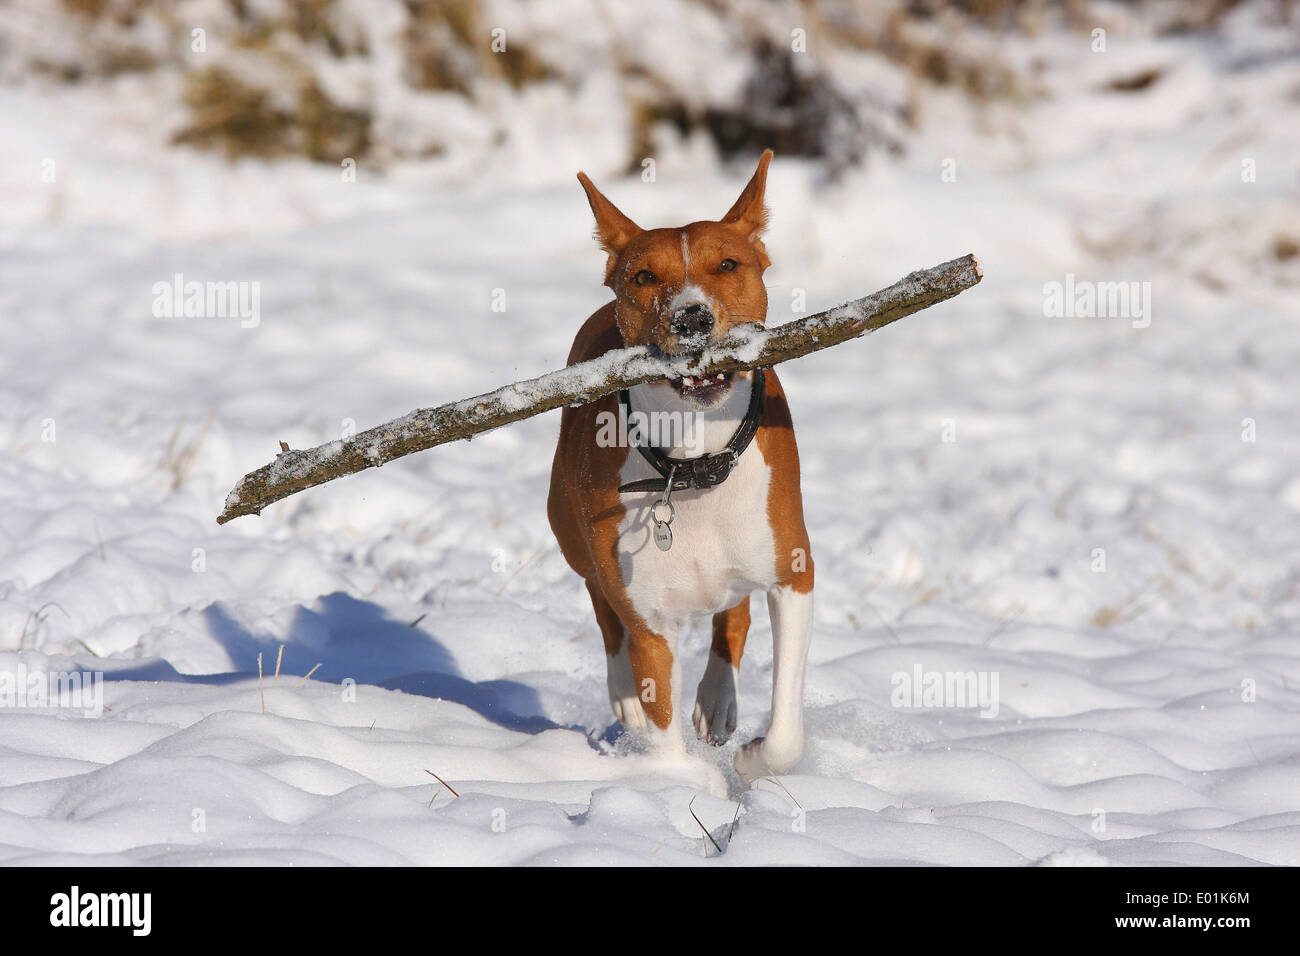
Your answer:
[547,150,814,782]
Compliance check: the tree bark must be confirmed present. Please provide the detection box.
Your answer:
[217,253,982,524]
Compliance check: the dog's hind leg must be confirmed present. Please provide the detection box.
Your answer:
[694,596,750,744]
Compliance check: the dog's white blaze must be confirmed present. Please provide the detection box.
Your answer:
[616,375,778,637]
[669,231,715,317]
[667,283,715,318]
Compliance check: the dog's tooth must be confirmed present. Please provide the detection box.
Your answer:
[715,373,725,380]
[683,376,696,386]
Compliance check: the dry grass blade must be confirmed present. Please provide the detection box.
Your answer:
[425,769,460,798]
[293,662,322,687]
[688,796,724,856]
[727,796,744,845]
[19,601,69,650]
[760,776,802,809]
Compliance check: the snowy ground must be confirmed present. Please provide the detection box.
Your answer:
[1,6,1299,865]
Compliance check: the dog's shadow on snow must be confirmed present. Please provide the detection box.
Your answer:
[99,592,572,737]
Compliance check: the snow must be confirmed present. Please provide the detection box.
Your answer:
[1,2,1298,865]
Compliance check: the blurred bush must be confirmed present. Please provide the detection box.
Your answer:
[0,0,1279,175]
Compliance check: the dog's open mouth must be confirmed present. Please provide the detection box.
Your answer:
[669,371,733,402]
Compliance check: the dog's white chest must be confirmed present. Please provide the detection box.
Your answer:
[614,382,777,634]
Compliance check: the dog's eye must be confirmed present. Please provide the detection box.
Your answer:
[718,258,738,273]
[633,270,656,286]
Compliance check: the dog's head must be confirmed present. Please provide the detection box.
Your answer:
[577,150,773,408]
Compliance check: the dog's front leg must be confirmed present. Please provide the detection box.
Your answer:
[734,584,813,781]
[624,626,685,755]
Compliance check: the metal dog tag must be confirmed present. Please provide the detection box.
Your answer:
[650,492,675,553]
[652,519,673,552]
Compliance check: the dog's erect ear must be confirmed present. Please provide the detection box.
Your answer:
[722,149,772,237]
[577,172,642,281]
[721,149,773,268]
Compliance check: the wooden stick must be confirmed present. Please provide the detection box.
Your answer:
[217,254,981,524]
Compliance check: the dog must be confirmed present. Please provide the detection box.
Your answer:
[547,150,814,782]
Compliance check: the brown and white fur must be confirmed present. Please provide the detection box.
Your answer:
[547,151,814,782]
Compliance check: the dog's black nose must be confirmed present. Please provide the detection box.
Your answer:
[671,304,714,337]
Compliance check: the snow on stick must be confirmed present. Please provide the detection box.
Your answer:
[216,253,982,524]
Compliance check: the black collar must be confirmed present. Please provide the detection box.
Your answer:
[616,371,766,494]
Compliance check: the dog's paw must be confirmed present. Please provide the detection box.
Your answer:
[693,662,738,745]
[607,650,646,731]
[734,736,803,783]
[611,694,648,730]
[692,698,737,745]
